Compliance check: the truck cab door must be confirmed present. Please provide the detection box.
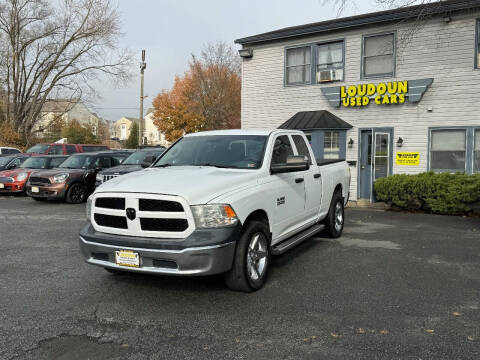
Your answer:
[269,135,307,241]
[292,134,321,223]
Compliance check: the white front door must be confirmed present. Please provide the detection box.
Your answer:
[268,134,307,242]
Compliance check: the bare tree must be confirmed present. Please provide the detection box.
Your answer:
[323,0,448,54]
[0,0,132,140]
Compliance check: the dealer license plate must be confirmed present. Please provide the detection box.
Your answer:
[31,186,39,193]
[0,183,4,189]
[115,250,140,267]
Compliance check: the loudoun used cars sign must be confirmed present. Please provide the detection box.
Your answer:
[321,78,433,108]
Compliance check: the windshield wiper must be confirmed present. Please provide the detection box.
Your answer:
[196,163,237,169]
[155,163,174,168]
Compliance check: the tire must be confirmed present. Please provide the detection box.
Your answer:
[323,191,345,238]
[66,183,87,204]
[224,220,270,292]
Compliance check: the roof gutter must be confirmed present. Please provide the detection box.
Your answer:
[234,0,480,45]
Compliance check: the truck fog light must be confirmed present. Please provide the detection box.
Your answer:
[191,204,239,228]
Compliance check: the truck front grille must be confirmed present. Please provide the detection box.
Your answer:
[29,176,51,185]
[95,197,125,210]
[94,214,128,229]
[140,218,188,232]
[139,199,184,212]
[91,193,194,239]
[102,174,119,183]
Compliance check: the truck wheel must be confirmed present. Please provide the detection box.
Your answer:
[66,183,87,204]
[324,191,344,238]
[224,220,270,292]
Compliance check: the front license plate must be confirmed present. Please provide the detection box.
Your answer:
[31,186,39,193]
[115,250,140,267]
[0,183,4,189]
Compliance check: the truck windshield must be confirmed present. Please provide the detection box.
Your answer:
[123,150,164,165]
[59,154,94,169]
[155,135,267,169]
[26,144,49,154]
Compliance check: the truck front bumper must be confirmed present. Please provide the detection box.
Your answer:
[79,223,240,276]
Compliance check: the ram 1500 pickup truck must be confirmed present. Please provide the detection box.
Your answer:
[80,129,351,292]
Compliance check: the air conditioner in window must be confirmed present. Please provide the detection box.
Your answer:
[317,69,343,83]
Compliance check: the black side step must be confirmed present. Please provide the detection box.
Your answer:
[271,223,325,255]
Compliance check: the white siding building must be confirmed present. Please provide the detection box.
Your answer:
[236,0,480,203]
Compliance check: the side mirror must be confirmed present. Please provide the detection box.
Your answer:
[7,163,17,170]
[271,155,309,174]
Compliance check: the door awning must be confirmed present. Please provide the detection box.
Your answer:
[278,110,352,130]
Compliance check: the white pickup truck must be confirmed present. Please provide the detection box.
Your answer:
[80,129,350,292]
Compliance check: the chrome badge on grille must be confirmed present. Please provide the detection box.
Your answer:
[126,208,136,220]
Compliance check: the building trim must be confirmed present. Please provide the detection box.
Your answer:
[235,0,480,45]
[475,19,480,69]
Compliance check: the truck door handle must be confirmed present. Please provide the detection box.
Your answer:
[313,173,321,179]
[361,165,365,169]
[295,178,304,183]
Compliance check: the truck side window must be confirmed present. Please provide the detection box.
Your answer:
[48,145,63,155]
[66,145,77,154]
[271,135,294,165]
[292,135,312,164]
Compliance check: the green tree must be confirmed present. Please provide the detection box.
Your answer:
[61,120,99,144]
[125,122,138,149]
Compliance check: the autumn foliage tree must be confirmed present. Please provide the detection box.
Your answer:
[152,43,241,142]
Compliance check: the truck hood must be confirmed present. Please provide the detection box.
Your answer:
[95,166,261,204]
[99,164,141,176]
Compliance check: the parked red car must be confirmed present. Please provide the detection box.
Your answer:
[25,143,109,155]
[0,155,67,194]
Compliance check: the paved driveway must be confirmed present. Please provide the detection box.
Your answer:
[0,197,479,359]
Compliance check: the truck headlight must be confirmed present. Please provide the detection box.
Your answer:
[53,173,69,183]
[16,172,28,181]
[86,195,93,220]
[191,204,239,228]
[96,173,103,182]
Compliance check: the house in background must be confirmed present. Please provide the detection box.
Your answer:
[113,117,137,141]
[144,108,170,147]
[33,100,99,137]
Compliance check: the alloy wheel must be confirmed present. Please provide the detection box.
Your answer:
[246,232,268,281]
[334,201,343,232]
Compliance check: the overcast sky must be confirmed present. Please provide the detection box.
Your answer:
[92,0,378,121]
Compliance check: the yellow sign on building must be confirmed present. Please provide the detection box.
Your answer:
[396,152,420,165]
[341,81,408,107]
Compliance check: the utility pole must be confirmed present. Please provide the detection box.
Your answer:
[139,49,147,146]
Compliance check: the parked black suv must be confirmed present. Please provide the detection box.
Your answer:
[95,148,165,186]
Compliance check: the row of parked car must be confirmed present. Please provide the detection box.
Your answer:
[0,144,165,204]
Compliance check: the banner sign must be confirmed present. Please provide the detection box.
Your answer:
[396,152,420,166]
[321,78,433,108]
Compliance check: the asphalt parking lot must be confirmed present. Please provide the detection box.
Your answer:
[0,196,479,360]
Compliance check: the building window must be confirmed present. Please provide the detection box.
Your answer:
[474,129,480,172]
[316,41,344,83]
[362,33,395,78]
[285,46,311,85]
[324,131,340,159]
[430,129,466,172]
[476,20,480,69]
